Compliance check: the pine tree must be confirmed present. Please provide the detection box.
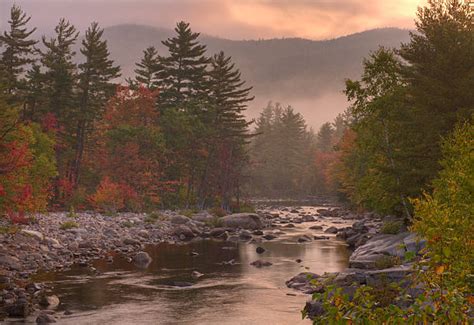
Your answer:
[23,64,46,121]
[0,5,37,104]
[41,18,79,125]
[133,46,161,90]
[71,22,121,185]
[316,122,334,152]
[158,21,210,110]
[198,51,254,208]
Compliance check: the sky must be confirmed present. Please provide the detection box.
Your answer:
[1,0,426,40]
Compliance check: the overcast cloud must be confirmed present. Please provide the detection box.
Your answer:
[1,0,425,39]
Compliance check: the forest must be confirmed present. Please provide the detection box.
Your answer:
[0,0,473,323]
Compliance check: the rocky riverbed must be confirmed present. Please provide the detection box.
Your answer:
[0,206,420,323]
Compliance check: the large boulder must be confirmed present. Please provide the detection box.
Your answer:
[349,232,411,269]
[173,225,195,239]
[220,213,263,230]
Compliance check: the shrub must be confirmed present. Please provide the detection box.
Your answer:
[205,216,223,228]
[380,220,403,234]
[60,221,78,230]
[209,206,227,218]
[67,206,77,218]
[145,212,164,223]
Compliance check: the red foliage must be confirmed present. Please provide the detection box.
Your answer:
[41,112,60,133]
[89,177,141,212]
[7,210,29,225]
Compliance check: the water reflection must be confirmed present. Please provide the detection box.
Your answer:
[27,208,352,324]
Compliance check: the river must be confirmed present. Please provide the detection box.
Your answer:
[14,206,352,324]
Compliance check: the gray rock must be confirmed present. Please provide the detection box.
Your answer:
[0,254,21,270]
[191,271,204,279]
[263,233,277,240]
[349,233,412,269]
[173,225,195,239]
[286,272,322,294]
[36,313,57,323]
[21,229,44,241]
[304,300,325,318]
[220,213,263,230]
[209,228,228,238]
[324,226,338,234]
[297,236,311,243]
[39,295,60,308]
[6,300,30,317]
[170,215,191,225]
[403,233,426,254]
[239,230,253,240]
[191,212,214,223]
[133,251,152,268]
[250,260,272,267]
[302,215,315,222]
[309,225,323,230]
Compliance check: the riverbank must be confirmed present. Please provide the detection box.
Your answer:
[285,209,427,320]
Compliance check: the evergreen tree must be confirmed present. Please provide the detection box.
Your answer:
[197,51,254,208]
[40,18,79,191]
[23,64,46,122]
[158,21,210,110]
[71,22,121,185]
[133,46,161,90]
[41,18,79,125]
[316,122,334,152]
[0,5,37,104]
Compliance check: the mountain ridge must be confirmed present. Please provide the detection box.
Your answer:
[100,24,411,128]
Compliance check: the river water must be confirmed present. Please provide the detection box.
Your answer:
[22,207,352,324]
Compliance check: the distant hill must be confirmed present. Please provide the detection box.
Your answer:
[101,25,411,128]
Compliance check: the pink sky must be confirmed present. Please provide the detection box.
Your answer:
[1,0,426,40]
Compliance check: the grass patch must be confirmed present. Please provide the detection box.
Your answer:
[179,209,198,218]
[60,221,78,230]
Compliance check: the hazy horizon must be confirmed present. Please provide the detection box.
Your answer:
[1,0,425,41]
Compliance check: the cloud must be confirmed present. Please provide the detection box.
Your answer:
[0,0,425,39]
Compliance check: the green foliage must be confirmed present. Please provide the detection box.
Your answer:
[0,5,37,104]
[304,120,474,324]
[412,119,474,293]
[380,221,403,234]
[60,220,78,230]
